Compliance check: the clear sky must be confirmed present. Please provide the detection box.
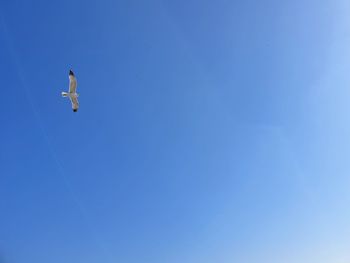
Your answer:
[1,0,350,262]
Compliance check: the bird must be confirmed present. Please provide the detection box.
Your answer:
[61,70,79,112]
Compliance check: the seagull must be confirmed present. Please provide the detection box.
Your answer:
[61,70,79,112]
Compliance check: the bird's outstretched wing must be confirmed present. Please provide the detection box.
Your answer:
[70,97,79,112]
[69,70,77,93]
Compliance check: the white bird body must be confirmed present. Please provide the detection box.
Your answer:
[62,70,79,112]
[61,92,79,98]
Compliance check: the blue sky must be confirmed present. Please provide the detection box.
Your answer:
[1,0,350,262]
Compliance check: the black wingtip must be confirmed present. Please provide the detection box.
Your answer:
[73,109,78,112]
[69,70,74,76]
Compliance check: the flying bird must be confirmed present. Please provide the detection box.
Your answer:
[62,70,79,112]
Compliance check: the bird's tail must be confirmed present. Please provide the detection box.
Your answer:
[62,92,68,97]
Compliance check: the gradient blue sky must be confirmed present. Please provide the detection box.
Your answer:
[1,0,350,262]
